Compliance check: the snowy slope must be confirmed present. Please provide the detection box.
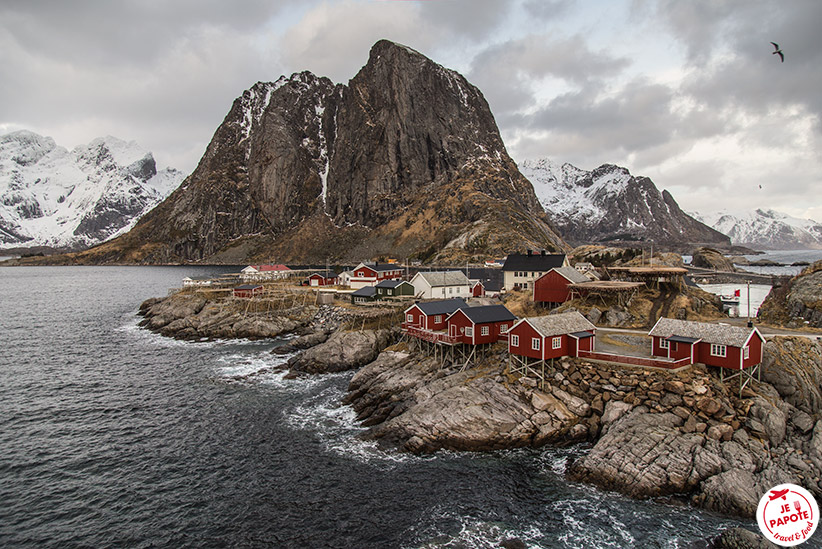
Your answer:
[0,131,185,250]
[519,158,728,246]
[692,209,822,250]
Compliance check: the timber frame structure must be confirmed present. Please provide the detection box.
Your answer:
[403,331,496,370]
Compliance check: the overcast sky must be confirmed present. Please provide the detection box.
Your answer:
[1,0,819,220]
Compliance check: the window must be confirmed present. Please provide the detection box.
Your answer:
[449,287,453,294]
[532,338,541,351]
[710,344,727,358]
[406,313,413,323]
[659,339,669,349]
[552,337,561,349]
[466,327,473,337]
[511,335,519,346]
[481,326,489,336]
[500,324,508,333]
[434,315,442,324]
[743,346,750,359]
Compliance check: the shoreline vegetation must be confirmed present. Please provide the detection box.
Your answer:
[138,278,822,548]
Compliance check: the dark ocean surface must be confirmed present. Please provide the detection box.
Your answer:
[0,266,804,548]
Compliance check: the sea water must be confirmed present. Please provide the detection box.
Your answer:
[0,266,803,548]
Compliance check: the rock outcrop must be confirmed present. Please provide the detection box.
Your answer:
[692,247,737,271]
[63,40,566,265]
[287,329,395,374]
[759,261,822,328]
[138,292,310,340]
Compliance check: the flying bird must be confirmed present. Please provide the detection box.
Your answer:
[771,42,784,62]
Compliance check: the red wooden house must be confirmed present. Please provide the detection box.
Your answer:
[233,284,264,298]
[350,263,404,288]
[470,280,486,297]
[648,318,765,371]
[533,267,590,305]
[508,311,596,361]
[307,272,338,286]
[403,298,468,333]
[446,305,517,345]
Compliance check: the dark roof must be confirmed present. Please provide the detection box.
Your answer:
[570,331,595,339]
[352,286,377,297]
[375,279,410,288]
[456,305,517,324]
[502,253,566,272]
[667,335,701,344]
[235,284,262,290]
[462,267,504,292]
[414,298,468,316]
[373,263,402,272]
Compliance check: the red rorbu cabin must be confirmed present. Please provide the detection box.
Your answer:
[307,272,338,287]
[403,298,468,333]
[446,304,517,345]
[508,311,596,361]
[533,267,590,305]
[233,284,263,298]
[470,280,486,297]
[648,318,765,371]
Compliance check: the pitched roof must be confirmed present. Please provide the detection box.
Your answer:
[373,263,402,272]
[375,279,411,288]
[523,311,596,338]
[456,304,517,324]
[415,271,471,287]
[649,318,760,347]
[352,286,377,297]
[546,266,590,284]
[414,298,468,315]
[502,253,566,272]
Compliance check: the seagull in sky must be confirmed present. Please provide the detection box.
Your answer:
[771,42,784,62]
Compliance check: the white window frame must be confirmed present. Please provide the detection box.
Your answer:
[710,343,727,358]
[743,346,750,359]
[552,336,561,349]
[434,315,442,324]
[511,334,519,347]
[500,324,508,333]
[532,337,541,351]
[406,313,413,323]
[481,326,489,336]
[465,327,473,337]
[659,339,669,349]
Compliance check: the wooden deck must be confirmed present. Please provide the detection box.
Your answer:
[577,350,691,370]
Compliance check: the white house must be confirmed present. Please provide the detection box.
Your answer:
[409,271,472,299]
[337,270,354,288]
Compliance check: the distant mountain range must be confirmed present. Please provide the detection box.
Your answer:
[691,209,822,250]
[519,158,730,248]
[0,131,184,251]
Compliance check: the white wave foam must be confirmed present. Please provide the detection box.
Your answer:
[284,382,419,467]
[552,496,636,548]
[115,320,219,349]
[406,506,546,549]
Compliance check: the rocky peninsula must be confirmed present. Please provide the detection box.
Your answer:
[138,288,822,545]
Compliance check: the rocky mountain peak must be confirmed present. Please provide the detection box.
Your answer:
[521,158,730,249]
[74,41,565,264]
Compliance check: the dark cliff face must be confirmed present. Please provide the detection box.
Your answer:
[75,40,565,264]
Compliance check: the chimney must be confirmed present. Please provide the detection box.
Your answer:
[541,250,546,256]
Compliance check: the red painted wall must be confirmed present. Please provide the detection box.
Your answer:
[508,321,544,359]
[404,305,425,328]
[742,333,764,369]
[696,342,741,369]
[533,270,573,304]
[472,283,485,297]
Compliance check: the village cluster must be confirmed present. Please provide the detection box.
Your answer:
[182,251,766,393]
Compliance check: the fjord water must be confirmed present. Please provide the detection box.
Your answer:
[0,267,762,548]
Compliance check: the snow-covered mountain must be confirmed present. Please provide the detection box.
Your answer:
[0,130,185,250]
[520,158,729,247]
[691,209,822,250]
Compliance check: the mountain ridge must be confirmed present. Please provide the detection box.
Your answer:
[520,158,730,249]
[691,209,822,250]
[0,130,184,251]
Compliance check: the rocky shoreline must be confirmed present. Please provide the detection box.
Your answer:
[137,292,822,545]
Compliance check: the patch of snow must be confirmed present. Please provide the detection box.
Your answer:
[692,208,822,249]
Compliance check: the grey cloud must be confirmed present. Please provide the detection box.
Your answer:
[418,0,513,41]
